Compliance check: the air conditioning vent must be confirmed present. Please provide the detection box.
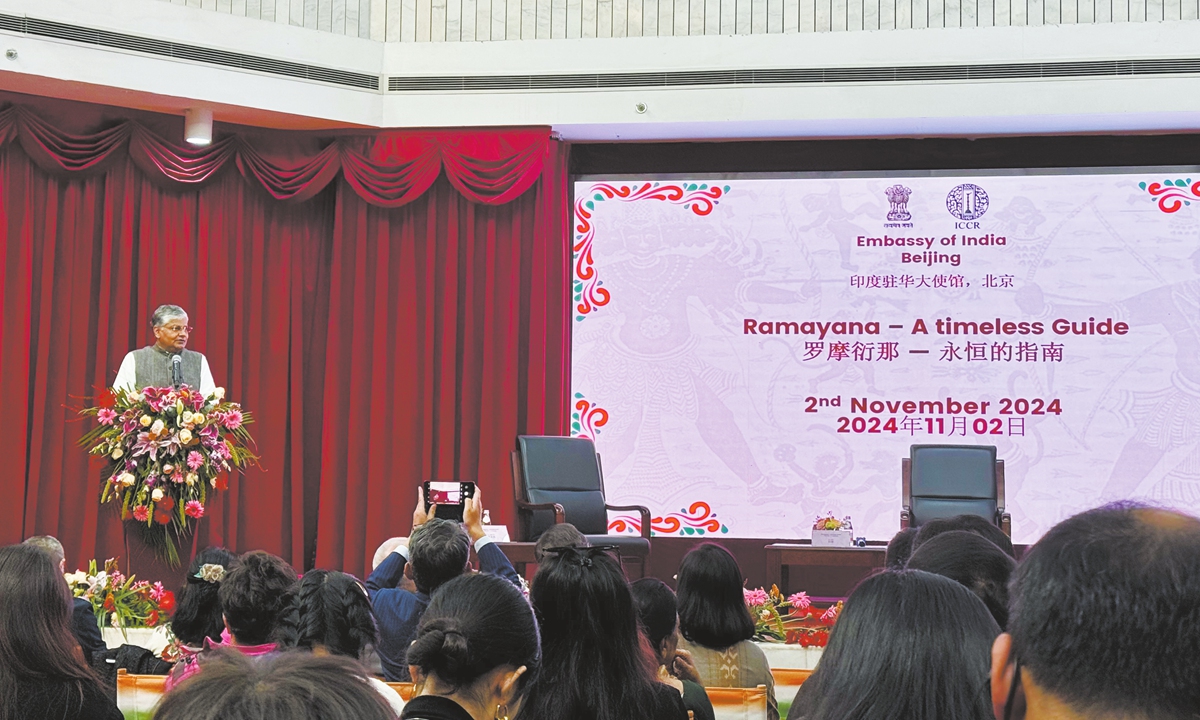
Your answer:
[387,57,1200,92]
[0,13,380,91]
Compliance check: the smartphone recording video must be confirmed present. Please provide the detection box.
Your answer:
[422,481,476,522]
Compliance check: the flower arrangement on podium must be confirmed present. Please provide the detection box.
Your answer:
[745,585,842,646]
[811,512,854,547]
[79,384,257,565]
[65,558,176,632]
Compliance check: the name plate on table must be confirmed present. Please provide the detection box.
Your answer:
[482,525,511,543]
[811,530,853,547]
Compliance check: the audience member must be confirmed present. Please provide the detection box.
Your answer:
[21,535,106,666]
[404,573,539,720]
[533,522,587,562]
[167,549,297,690]
[373,538,409,571]
[0,544,121,720]
[676,543,778,720]
[912,514,1015,558]
[153,649,395,720]
[275,569,404,715]
[523,545,688,720]
[631,578,716,720]
[171,547,239,649]
[789,570,998,720]
[368,489,520,681]
[992,503,1200,720]
[883,527,918,569]
[906,530,1015,629]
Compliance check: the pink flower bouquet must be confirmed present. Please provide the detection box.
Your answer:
[79,385,257,565]
[744,584,841,646]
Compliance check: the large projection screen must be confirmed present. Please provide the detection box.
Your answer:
[570,170,1200,545]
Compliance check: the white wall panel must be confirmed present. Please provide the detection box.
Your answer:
[149,0,1200,40]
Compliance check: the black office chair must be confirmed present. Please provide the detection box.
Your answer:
[511,435,651,578]
[901,444,1011,536]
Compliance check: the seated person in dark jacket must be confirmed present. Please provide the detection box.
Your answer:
[366,488,520,681]
[22,535,107,666]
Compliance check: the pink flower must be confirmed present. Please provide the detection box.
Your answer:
[184,501,205,519]
[788,592,812,610]
[172,472,186,485]
[186,451,205,470]
[149,581,167,602]
[221,409,243,431]
[97,408,118,425]
[743,587,770,607]
[820,605,839,622]
[132,506,150,522]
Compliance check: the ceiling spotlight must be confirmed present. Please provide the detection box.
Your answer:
[184,108,213,146]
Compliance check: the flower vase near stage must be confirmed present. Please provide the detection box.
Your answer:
[79,385,257,566]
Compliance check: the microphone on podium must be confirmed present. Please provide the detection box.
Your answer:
[171,354,182,389]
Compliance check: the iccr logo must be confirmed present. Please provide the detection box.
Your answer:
[946,183,989,228]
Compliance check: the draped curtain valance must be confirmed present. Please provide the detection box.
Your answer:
[0,104,551,206]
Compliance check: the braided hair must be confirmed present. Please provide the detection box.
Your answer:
[275,570,379,659]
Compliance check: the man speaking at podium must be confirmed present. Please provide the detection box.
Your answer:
[113,304,217,395]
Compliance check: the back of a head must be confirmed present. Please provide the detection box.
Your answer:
[0,545,96,703]
[1008,503,1200,720]
[906,530,1016,629]
[534,523,588,562]
[21,535,66,569]
[173,547,240,646]
[276,570,378,659]
[676,543,754,650]
[527,546,659,720]
[884,528,918,569]
[152,649,394,720]
[803,570,999,720]
[630,578,677,649]
[913,514,1015,558]
[408,518,470,595]
[406,573,540,702]
[218,551,297,646]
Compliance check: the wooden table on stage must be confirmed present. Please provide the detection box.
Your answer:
[494,542,538,579]
[765,543,886,598]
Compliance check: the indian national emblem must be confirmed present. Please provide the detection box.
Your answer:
[885,184,912,222]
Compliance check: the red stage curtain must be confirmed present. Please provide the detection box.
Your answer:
[0,96,569,581]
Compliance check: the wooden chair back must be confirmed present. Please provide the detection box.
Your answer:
[384,681,416,701]
[705,684,769,720]
[116,669,166,720]
[771,668,813,719]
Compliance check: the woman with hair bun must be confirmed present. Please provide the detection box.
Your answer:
[275,569,404,715]
[403,573,540,720]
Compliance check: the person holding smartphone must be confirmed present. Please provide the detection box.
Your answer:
[366,487,521,682]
